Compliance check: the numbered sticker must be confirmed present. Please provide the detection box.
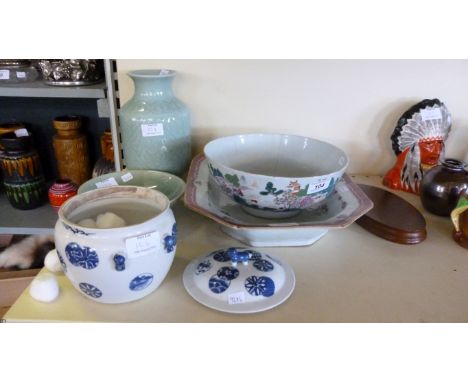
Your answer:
[307,177,331,194]
[14,128,29,137]
[125,231,160,258]
[420,108,442,121]
[95,177,119,188]
[16,72,26,79]
[0,70,10,80]
[141,123,164,137]
[228,291,246,305]
[121,172,133,182]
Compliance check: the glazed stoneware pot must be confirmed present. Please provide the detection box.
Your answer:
[54,186,177,304]
[0,122,26,149]
[3,178,46,210]
[119,69,191,175]
[204,133,349,218]
[420,159,468,216]
[0,132,44,183]
[48,179,78,212]
[52,115,91,186]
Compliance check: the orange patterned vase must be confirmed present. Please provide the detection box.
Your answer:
[48,179,78,212]
[52,116,91,186]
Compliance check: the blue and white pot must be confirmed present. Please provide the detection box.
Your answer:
[55,186,177,304]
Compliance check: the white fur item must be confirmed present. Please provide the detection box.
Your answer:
[0,235,54,269]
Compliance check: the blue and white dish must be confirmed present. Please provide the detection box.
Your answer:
[182,247,295,314]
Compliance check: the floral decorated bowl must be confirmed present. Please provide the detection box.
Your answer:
[204,133,349,218]
[54,186,177,304]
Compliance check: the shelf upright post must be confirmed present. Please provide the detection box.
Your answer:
[104,59,123,171]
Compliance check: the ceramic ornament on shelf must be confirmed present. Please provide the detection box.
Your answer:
[119,69,191,176]
[48,179,78,212]
[451,191,468,249]
[383,99,451,194]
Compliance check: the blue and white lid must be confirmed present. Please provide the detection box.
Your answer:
[183,247,295,314]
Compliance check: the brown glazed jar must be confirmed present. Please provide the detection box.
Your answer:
[420,158,468,216]
[0,122,26,151]
[92,129,115,177]
[52,116,91,186]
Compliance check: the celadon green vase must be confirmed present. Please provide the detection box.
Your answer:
[119,69,191,175]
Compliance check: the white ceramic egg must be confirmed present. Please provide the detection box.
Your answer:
[44,249,62,273]
[29,274,60,303]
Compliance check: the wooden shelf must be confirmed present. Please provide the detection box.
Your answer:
[0,81,107,99]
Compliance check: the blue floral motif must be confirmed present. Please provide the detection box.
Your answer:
[65,242,99,270]
[79,282,102,298]
[217,266,240,281]
[248,250,263,261]
[129,273,154,291]
[196,259,212,275]
[253,259,274,272]
[57,250,67,273]
[212,249,231,262]
[113,254,126,271]
[164,223,177,253]
[63,222,93,236]
[208,276,230,294]
[245,276,275,297]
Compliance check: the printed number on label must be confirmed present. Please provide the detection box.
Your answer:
[121,172,133,182]
[228,292,246,305]
[95,177,119,188]
[141,123,164,137]
[125,231,160,258]
[307,177,331,194]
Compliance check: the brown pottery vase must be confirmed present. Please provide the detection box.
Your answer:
[52,116,91,186]
[92,129,115,177]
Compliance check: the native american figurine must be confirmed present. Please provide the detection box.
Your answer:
[383,99,451,194]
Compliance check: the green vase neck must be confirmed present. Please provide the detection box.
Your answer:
[129,70,176,101]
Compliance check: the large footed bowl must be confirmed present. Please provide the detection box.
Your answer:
[204,133,349,218]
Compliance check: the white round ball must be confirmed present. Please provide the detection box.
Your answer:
[29,274,60,303]
[96,212,126,228]
[44,249,62,273]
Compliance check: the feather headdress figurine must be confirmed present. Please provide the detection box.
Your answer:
[383,99,451,194]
